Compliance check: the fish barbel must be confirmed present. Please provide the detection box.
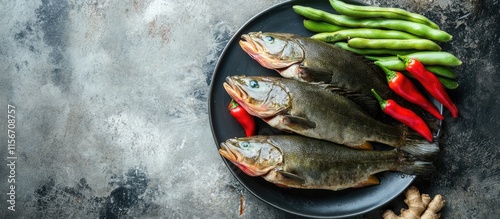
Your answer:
[223,75,436,152]
[219,135,437,191]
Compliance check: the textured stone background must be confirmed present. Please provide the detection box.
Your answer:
[0,0,498,218]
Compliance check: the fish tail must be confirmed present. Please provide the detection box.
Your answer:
[393,140,439,175]
[396,160,436,175]
[398,140,440,161]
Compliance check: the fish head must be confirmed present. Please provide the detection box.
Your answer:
[239,32,304,70]
[223,76,291,118]
[219,136,283,176]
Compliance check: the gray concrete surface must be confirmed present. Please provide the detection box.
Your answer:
[0,0,498,218]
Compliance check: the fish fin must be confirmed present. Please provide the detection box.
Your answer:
[343,93,381,116]
[396,160,436,176]
[350,142,374,150]
[315,83,351,94]
[278,170,306,184]
[398,140,440,161]
[298,65,333,83]
[283,115,316,130]
[316,84,381,116]
[352,175,380,188]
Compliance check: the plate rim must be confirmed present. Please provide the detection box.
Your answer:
[207,0,429,218]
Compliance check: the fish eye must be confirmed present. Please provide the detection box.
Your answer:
[265,36,274,43]
[240,142,251,148]
[249,80,259,88]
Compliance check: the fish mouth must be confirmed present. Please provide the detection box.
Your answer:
[219,142,241,163]
[239,34,261,57]
[223,77,248,101]
[219,141,267,177]
[223,76,269,118]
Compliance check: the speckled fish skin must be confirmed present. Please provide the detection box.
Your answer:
[239,32,391,99]
[224,75,413,150]
[219,135,435,191]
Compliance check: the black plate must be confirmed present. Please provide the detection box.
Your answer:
[209,0,421,218]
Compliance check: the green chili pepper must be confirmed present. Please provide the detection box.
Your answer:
[374,59,407,71]
[400,51,462,66]
[425,65,457,79]
[375,52,462,70]
[364,56,399,61]
[361,57,459,80]
[292,5,452,42]
[303,20,348,33]
[375,59,458,80]
[329,0,440,29]
[348,38,442,51]
[438,77,459,89]
[333,42,418,56]
[311,28,420,43]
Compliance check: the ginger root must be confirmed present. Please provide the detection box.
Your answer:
[382,186,445,219]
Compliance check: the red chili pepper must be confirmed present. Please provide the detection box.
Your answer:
[398,56,458,118]
[371,89,433,142]
[377,64,444,120]
[228,99,256,137]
